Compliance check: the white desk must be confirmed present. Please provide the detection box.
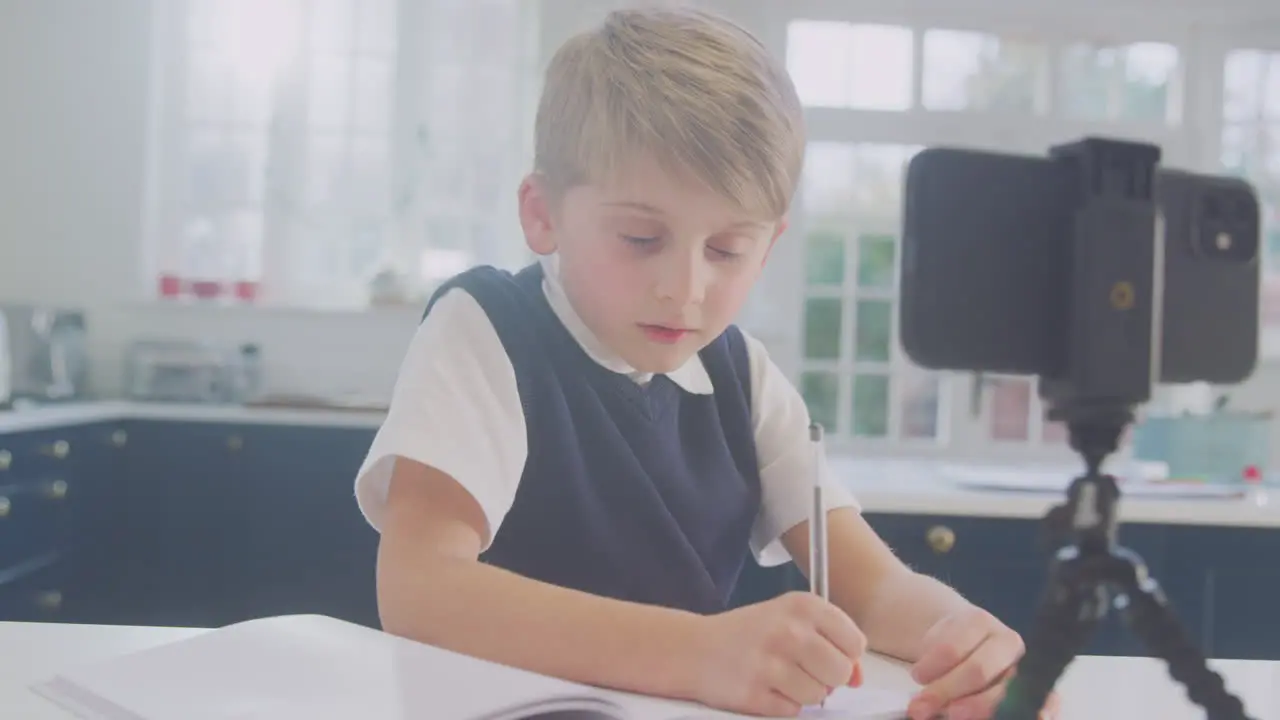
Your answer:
[2,620,1278,719]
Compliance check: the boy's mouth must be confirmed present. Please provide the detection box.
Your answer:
[638,324,690,344]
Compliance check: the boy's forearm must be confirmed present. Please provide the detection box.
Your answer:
[376,551,707,701]
[859,569,971,662]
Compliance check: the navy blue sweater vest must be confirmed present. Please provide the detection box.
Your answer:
[422,263,763,615]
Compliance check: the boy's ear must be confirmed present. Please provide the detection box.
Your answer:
[519,174,557,255]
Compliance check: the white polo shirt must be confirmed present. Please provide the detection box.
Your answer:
[354,255,859,567]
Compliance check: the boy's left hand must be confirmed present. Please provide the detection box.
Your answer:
[905,605,1060,720]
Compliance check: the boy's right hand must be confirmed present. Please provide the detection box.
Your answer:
[687,591,867,717]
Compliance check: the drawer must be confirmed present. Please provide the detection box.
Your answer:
[0,427,78,481]
[0,476,72,571]
[0,555,67,622]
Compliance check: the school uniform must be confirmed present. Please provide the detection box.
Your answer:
[354,254,858,614]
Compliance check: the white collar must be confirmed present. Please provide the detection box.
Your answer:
[537,254,714,395]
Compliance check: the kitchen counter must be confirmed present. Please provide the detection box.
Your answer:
[1,619,1277,719]
[2,400,1279,528]
[0,399,388,433]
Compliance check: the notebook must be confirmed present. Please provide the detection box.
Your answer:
[29,614,912,720]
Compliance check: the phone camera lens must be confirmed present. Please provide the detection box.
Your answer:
[1195,187,1258,263]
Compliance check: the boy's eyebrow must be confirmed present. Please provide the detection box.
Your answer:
[602,200,771,230]
[602,201,664,215]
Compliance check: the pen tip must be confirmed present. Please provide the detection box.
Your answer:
[809,422,823,442]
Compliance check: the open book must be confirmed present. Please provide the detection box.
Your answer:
[29,614,911,720]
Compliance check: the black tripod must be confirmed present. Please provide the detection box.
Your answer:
[992,404,1254,720]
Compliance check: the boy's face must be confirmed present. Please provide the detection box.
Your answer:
[520,154,785,374]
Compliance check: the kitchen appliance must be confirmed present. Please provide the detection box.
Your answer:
[123,339,237,403]
[0,304,89,405]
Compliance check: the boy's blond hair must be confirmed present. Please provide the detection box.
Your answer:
[534,7,806,220]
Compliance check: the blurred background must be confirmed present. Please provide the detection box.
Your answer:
[3,0,1278,466]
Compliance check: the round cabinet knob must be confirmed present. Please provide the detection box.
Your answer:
[227,435,243,452]
[46,479,68,500]
[35,590,63,611]
[0,496,9,518]
[111,429,128,447]
[927,525,956,554]
[0,449,10,471]
[41,440,70,459]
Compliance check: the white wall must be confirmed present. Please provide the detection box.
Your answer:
[1,0,1279,462]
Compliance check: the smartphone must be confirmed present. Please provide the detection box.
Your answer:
[899,145,1261,386]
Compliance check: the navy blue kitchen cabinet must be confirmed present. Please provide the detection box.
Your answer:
[236,423,379,628]
[6,415,1280,665]
[0,424,87,622]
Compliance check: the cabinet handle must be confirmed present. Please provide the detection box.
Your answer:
[39,440,71,459]
[927,525,956,554]
[227,434,243,452]
[35,590,63,611]
[0,496,9,518]
[44,479,68,500]
[111,429,128,447]
[0,449,10,470]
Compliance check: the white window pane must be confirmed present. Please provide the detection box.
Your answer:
[787,20,853,108]
[848,25,913,111]
[186,130,265,212]
[852,373,890,437]
[308,56,352,130]
[1224,50,1266,122]
[851,144,919,215]
[1267,54,1280,120]
[1059,42,1177,122]
[900,367,941,440]
[787,21,912,110]
[353,58,393,133]
[304,134,348,205]
[355,0,397,55]
[186,54,231,123]
[419,247,473,283]
[923,30,1045,113]
[309,0,354,53]
[801,142,857,217]
[350,136,391,208]
[224,209,265,280]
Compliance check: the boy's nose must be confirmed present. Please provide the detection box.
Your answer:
[655,253,707,306]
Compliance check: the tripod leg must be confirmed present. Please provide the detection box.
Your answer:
[1119,572,1253,720]
[994,553,1101,720]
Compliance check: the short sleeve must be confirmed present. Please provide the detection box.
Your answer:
[741,330,860,566]
[353,288,527,549]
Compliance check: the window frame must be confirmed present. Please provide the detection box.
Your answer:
[758,0,1245,463]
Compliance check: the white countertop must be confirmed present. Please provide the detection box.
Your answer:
[2,401,1280,528]
[0,399,387,432]
[0,619,1276,719]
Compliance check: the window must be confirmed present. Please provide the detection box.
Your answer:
[1221,48,1280,328]
[783,15,1190,456]
[145,0,535,309]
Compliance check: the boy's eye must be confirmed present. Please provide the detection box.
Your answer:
[708,246,739,259]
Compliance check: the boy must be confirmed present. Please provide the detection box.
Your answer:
[355,7,1057,720]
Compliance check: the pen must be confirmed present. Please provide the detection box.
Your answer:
[809,422,828,603]
[809,423,830,708]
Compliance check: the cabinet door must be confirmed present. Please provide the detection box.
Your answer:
[114,421,246,628]
[1167,524,1280,661]
[238,424,380,627]
[58,422,131,624]
[862,512,1170,658]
